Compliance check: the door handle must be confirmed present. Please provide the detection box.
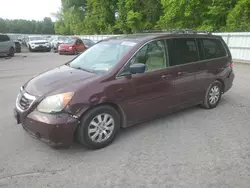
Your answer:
[178,71,188,76]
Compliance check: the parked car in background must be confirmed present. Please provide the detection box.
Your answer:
[27,36,51,52]
[14,30,235,150]
[0,34,15,57]
[81,39,95,48]
[58,37,86,55]
[50,36,71,52]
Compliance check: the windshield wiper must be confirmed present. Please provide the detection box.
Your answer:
[65,62,96,73]
[74,66,96,73]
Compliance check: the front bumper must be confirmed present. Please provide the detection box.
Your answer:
[58,48,74,54]
[14,108,79,147]
[31,45,50,51]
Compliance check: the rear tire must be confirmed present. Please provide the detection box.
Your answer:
[77,105,120,150]
[8,47,15,57]
[201,80,222,109]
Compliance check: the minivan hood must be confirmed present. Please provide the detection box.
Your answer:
[24,65,96,96]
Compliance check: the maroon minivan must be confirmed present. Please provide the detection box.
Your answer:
[14,30,235,149]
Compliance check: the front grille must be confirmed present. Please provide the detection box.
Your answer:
[35,42,46,45]
[17,90,36,111]
[19,95,32,110]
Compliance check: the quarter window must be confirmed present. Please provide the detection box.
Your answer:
[201,38,226,60]
[166,38,199,66]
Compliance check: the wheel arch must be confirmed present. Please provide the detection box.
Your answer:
[78,102,127,128]
[216,78,225,93]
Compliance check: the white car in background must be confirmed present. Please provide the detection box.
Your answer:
[26,36,51,52]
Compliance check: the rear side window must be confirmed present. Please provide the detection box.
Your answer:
[0,35,10,42]
[200,38,226,60]
[166,38,199,66]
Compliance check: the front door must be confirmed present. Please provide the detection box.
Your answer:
[117,40,178,125]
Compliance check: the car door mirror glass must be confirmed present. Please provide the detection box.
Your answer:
[129,63,146,74]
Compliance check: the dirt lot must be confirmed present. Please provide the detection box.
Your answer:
[0,52,250,188]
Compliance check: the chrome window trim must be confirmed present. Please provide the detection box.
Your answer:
[115,36,229,79]
[116,38,168,79]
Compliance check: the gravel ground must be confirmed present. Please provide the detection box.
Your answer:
[0,52,249,188]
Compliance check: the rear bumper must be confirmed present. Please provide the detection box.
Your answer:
[224,70,235,93]
[14,108,79,147]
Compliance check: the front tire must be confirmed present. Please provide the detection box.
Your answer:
[77,105,120,150]
[201,80,222,109]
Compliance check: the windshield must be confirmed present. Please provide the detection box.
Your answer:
[30,36,45,41]
[64,38,75,44]
[68,41,136,73]
[8,35,19,40]
[58,36,69,41]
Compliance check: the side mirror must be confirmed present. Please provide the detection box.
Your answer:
[129,63,146,74]
[119,63,146,78]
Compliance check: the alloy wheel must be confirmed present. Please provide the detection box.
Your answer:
[88,113,115,143]
[208,85,220,105]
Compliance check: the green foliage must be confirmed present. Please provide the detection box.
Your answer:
[226,0,250,32]
[1,0,250,34]
[0,17,55,34]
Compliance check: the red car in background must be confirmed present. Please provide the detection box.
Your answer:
[58,37,86,55]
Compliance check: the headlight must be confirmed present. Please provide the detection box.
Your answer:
[37,92,74,113]
[69,46,72,50]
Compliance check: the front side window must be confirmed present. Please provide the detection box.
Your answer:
[78,39,83,44]
[128,40,167,72]
[68,41,135,73]
[201,38,227,60]
[167,38,199,66]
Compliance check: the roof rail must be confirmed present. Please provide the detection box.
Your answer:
[142,30,170,33]
[142,29,212,35]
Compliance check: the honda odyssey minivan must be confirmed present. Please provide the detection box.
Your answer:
[14,30,235,149]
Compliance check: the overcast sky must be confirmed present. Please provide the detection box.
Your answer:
[0,0,61,21]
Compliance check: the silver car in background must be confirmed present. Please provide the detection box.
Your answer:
[0,34,15,57]
[50,36,71,52]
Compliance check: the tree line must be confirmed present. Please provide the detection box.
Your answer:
[54,0,250,35]
[1,0,250,35]
[0,17,54,34]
